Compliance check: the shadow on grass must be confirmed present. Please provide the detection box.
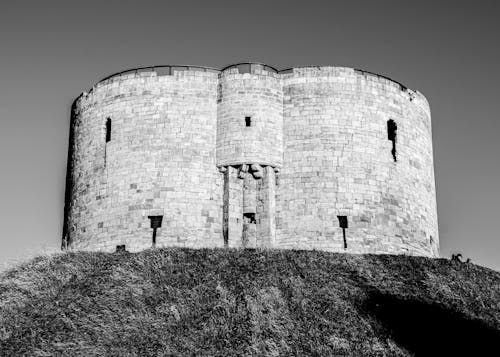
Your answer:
[366,291,500,356]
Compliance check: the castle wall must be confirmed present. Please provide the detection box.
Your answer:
[216,64,283,167]
[66,68,223,252]
[277,67,438,256]
[65,63,439,257]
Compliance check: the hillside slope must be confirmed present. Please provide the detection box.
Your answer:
[1,248,499,356]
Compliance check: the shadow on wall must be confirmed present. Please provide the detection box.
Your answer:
[365,291,500,356]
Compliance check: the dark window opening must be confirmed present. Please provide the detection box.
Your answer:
[387,119,397,162]
[116,244,127,253]
[430,235,434,245]
[148,215,163,248]
[106,118,112,142]
[243,212,256,224]
[245,116,252,127]
[337,216,348,249]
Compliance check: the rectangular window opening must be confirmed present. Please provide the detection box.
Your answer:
[337,216,348,249]
[106,118,112,142]
[148,215,163,248]
[387,119,397,162]
[245,116,252,127]
[116,244,127,253]
[243,212,256,224]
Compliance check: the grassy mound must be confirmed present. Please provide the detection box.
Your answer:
[1,248,499,356]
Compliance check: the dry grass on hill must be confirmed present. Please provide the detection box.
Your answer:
[1,248,499,356]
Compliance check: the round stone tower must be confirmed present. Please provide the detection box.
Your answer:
[63,63,439,257]
[63,66,223,251]
[216,63,283,167]
[216,63,283,248]
[278,67,438,256]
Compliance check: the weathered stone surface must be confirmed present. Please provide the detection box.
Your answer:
[63,64,438,257]
[277,67,438,256]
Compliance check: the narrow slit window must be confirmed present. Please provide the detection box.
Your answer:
[148,215,163,248]
[387,119,397,162]
[245,116,252,127]
[106,118,112,142]
[337,216,348,249]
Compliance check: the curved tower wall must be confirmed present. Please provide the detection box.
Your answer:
[66,68,222,252]
[216,64,283,248]
[65,64,439,257]
[216,64,283,167]
[278,67,438,256]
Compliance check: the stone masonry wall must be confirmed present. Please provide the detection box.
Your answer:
[64,63,439,257]
[278,67,438,256]
[65,67,223,252]
[217,64,283,167]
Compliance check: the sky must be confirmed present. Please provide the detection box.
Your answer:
[0,0,499,271]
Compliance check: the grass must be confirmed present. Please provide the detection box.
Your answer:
[0,248,499,356]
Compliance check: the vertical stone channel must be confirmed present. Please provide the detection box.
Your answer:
[222,164,276,248]
[222,166,243,247]
[222,168,229,246]
[242,169,257,247]
[256,166,276,248]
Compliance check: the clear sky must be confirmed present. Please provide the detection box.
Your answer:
[0,0,499,271]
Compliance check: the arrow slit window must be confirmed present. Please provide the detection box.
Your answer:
[387,119,397,162]
[106,118,112,142]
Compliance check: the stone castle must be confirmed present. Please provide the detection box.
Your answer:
[63,63,439,257]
